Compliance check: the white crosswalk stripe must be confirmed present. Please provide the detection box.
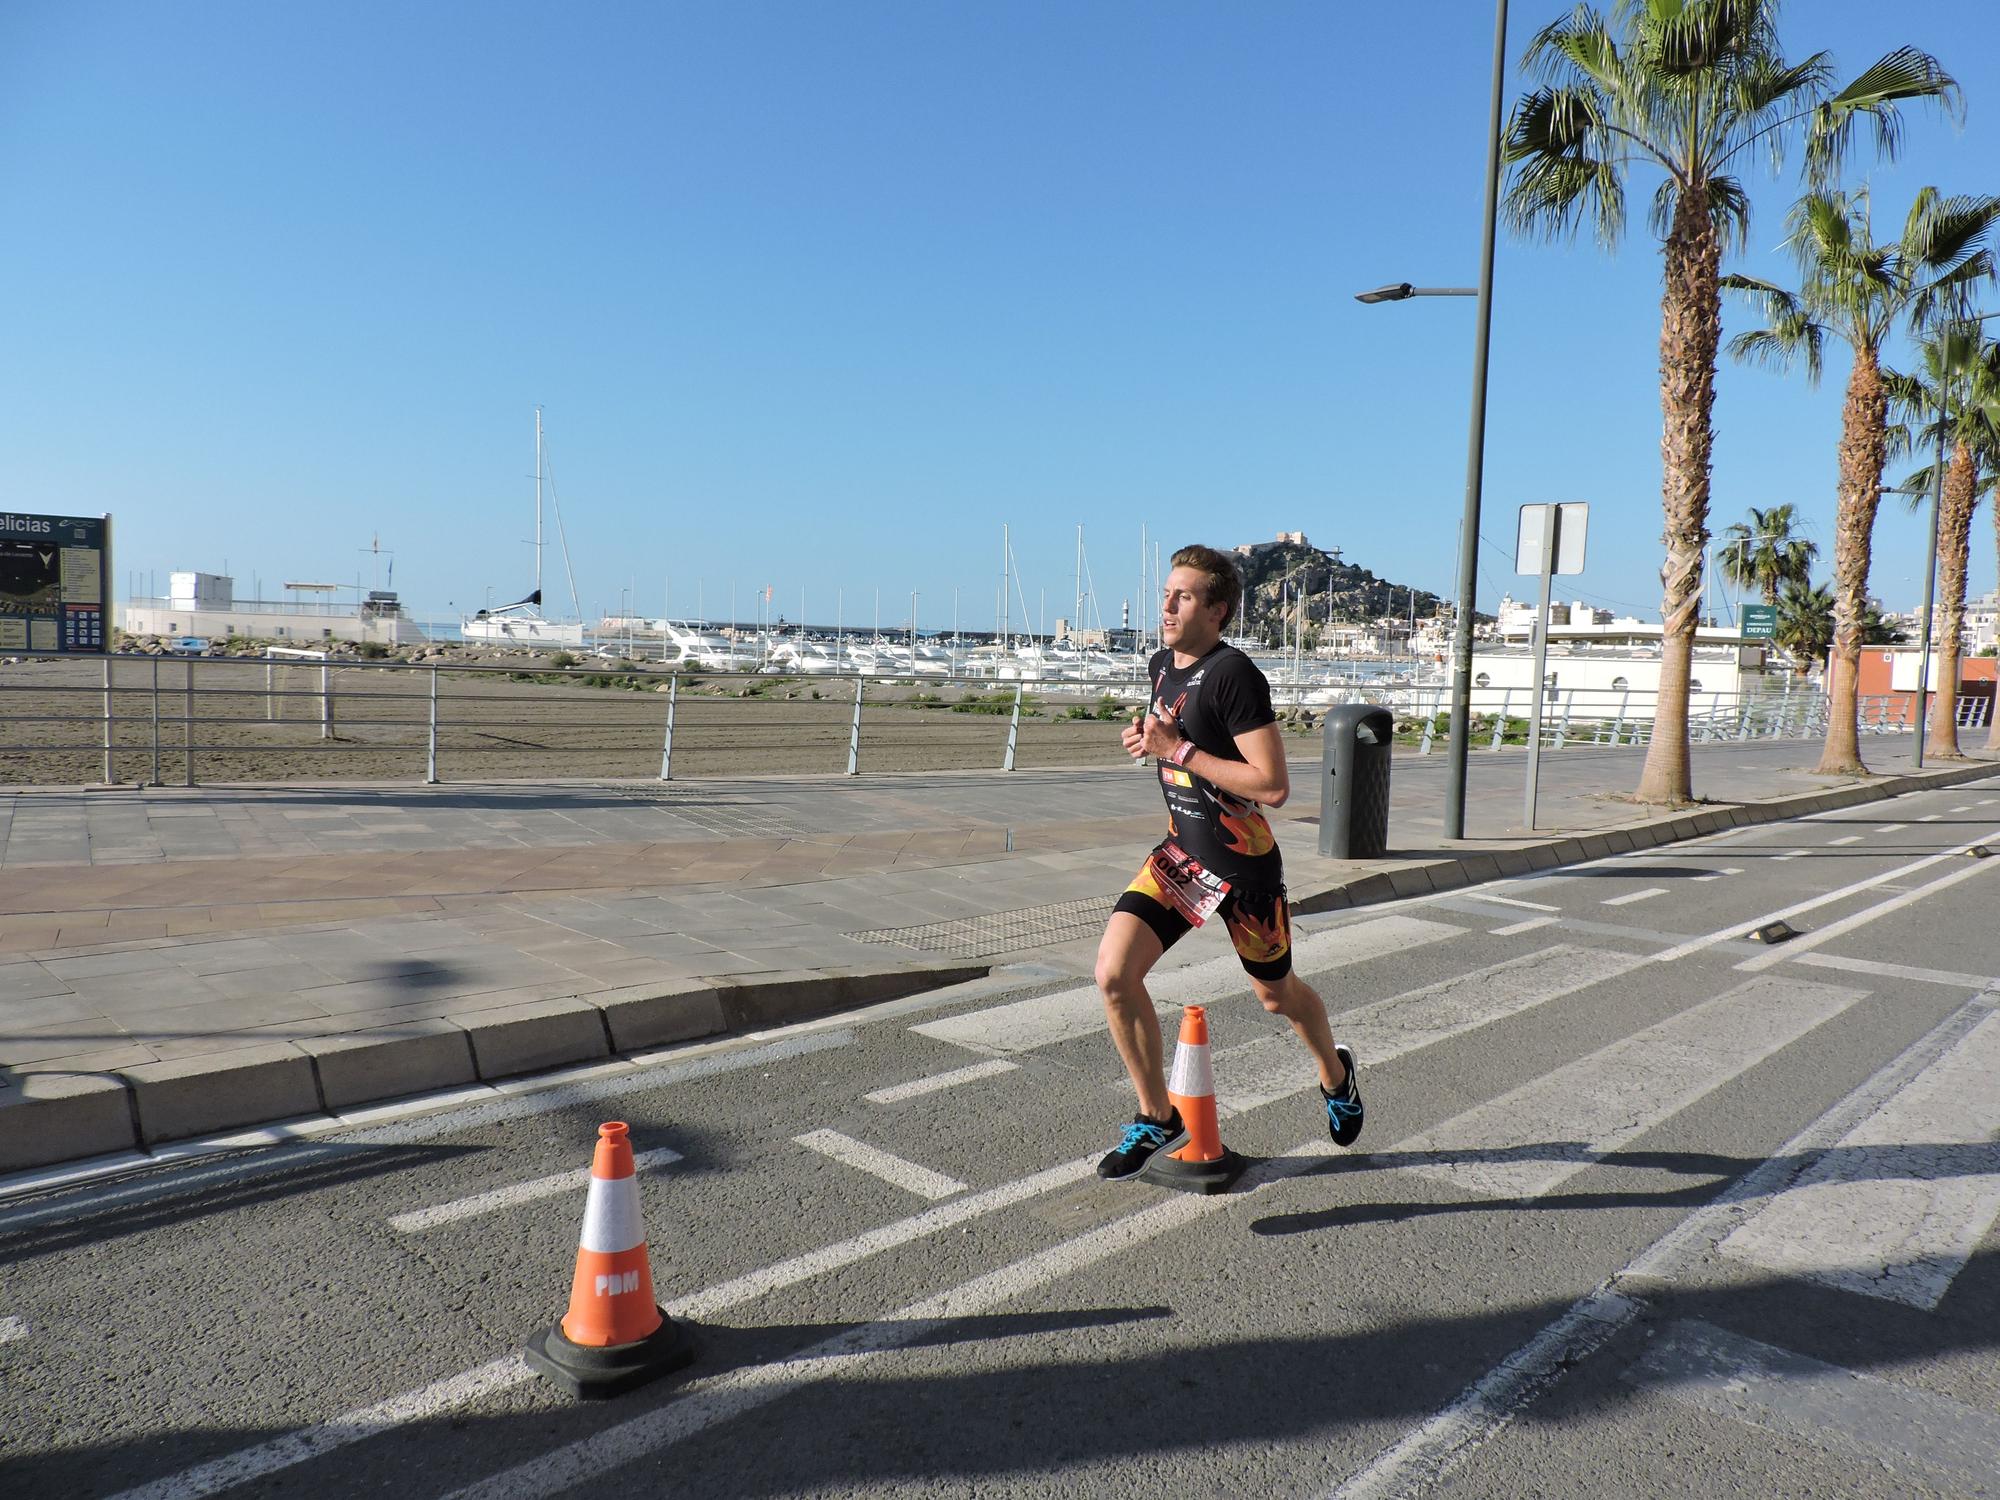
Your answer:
[1717,1006,2000,1308]
[909,913,1465,1054]
[864,1058,1019,1103]
[1490,917,1557,936]
[1601,887,1666,906]
[1393,976,1868,1201]
[1213,945,1644,1114]
[1627,1320,2000,1491]
[793,1130,967,1201]
[387,1148,683,1233]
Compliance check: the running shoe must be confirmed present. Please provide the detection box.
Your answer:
[1095,1109,1187,1179]
[1322,1043,1364,1147]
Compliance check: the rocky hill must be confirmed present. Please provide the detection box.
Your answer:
[1230,540,1452,645]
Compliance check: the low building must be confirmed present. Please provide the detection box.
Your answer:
[121,572,428,647]
[1854,647,1998,725]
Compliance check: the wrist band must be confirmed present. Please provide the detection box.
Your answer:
[1170,739,1196,767]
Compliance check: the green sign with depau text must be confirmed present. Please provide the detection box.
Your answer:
[1740,603,1777,640]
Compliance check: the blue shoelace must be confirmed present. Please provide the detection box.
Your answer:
[1118,1121,1170,1152]
[1324,1091,1361,1124]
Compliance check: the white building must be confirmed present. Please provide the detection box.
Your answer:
[1966,589,1997,654]
[121,572,428,647]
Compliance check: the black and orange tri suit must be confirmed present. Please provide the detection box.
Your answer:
[1114,641,1294,980]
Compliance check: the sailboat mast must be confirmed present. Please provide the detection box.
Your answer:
[1000,524,1010,649]
[534,406,545,602]
[1074,525,1082,643]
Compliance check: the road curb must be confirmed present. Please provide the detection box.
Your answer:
[0,960,988,1173]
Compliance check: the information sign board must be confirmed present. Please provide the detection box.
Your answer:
[1739,603,1777,640]
[0,512,112,654]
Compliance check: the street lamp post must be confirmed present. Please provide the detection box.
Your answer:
[1353,0,1508,841]
[1912,308,1999,769]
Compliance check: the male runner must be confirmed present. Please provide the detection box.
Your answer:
[1094,544,1362,1179]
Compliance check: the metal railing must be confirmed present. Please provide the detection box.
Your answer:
[0,652,1986,787]
[1389,680,1989,755]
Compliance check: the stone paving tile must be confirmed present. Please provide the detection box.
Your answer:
[0,1020,141,1067]
[1,990,106,1028]
[62,971,223,1011]
[40,947,180,981]
[0,963,74,1002]
[607,932,722,959]
[710,946,840,973]
[120,991,333,1046]
[202,962,342,1001]
[169,937,299,976]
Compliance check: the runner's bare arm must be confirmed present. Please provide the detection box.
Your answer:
[1137,712,1291,806]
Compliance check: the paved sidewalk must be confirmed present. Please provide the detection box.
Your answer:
[2,735,1994,1174]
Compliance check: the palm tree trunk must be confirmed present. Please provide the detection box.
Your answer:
[1925,439,1975,758]
[1815,346,1889,776]
[1634,194,1720,805]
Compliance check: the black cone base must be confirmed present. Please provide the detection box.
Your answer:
[524,1309,697,1399]
[1140,1146,1246,1195]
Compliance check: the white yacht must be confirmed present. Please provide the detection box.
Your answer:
[662,619,758,671]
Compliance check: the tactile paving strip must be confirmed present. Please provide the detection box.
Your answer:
[849,897,1114,958]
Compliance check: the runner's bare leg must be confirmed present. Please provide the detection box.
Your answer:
[1251,972,1346,1092]
[1095,912,1173,1118]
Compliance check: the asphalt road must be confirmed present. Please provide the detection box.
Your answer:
[4,772,1998,1499]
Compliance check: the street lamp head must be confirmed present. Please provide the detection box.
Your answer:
[1355,282,1416,304]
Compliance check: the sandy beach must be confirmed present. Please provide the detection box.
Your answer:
[0,653,1240,785]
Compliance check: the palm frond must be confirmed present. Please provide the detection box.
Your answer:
[1723,272,1823,381]
[1503,86,1629,247]
[1908,252,1996,331]
[1903,193,2000,274]
[1806,47,1960,183]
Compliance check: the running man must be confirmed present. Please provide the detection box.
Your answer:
[1094,544,1362,1179]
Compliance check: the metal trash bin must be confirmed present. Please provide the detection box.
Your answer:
[1318,705,1393,859]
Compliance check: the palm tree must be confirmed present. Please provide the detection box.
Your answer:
[1503,1,1954,804]
[1774,579,1834,674]
[1725,188,1999,774]
[1885,326,2000,757]
[1718,503,1818,605]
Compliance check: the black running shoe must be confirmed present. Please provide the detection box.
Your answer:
[1322,1043,1364,1146]
[1095,1109,1187,1179]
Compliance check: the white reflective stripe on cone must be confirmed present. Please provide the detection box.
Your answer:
[578,1175,646,1254]
[1168,1042,1215,1098]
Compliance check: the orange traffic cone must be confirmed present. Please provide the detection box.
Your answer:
[1140,1006,1246,1194]
[524,1121,697,1398]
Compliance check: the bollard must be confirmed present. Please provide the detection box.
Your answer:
[1318,704,1393,859]
[1489,688,1511,751]
[426,667,440,785]
[846,676,864,776]
[658,676,677,782]
[149,656,162,787]
[101,656,113,785]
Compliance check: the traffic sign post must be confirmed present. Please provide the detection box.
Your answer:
[1517,503,1588,830]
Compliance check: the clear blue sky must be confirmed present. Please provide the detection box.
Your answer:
[4,1,1996,633]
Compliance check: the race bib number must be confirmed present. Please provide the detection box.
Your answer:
[1149,841,1230,927]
